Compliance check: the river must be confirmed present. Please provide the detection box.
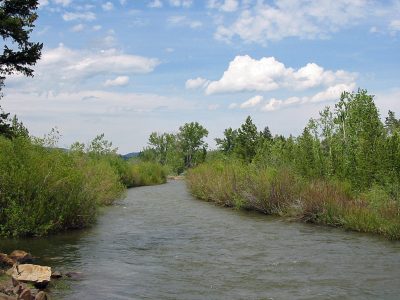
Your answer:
[1,180,400,299]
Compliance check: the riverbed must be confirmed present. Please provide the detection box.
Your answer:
[1,180,400,299]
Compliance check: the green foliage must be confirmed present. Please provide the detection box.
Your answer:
[127,161,167,187]
[0,0,43,91]
[192,89,400,239]
[178,122,208,168]
[234,116,260,162]
[0,136,124,237]
[143,121,208,173]
[0,130,167,237]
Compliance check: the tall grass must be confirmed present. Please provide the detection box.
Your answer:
[186,159,400,239]
[0,136,166,237]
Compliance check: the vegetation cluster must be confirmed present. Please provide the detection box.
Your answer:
[187,90,400,239]
[0,118,166,237]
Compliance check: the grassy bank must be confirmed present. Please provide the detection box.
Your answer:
[0,136,166,237]
[186,160,400,239]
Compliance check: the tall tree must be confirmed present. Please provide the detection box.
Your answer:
[235,116,260,162]
[178,122,208,168]
[0,0,43,91]
[215,127,237,154]
[0,0,42,137]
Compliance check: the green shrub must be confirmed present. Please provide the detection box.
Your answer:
[0,136,124,237]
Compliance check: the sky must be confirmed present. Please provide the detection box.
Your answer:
[1,0,400,153]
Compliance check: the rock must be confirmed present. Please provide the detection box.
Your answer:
[0,292,15,300]
[11,278,19,288]
[65,271,83,279]
[10,265,51,289]
[8,252,32,265]
[17,288,30,300]
[12,283,26,296]
[50,271,62,279]
[34,291,49,300]
[0,254,14,268]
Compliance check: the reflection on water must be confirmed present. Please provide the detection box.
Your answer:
[1,181,400,299]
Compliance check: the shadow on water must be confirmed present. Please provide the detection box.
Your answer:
[1,180,400,300]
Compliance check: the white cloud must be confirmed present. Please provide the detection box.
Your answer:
[261,83,355,112]
[92,25,102,31]
[202,55,356,95]
[71,24,84,32]
[7,44,160,93]
[185,77,210,89]
[102,2,114,11]
[310,83,356,103]
[213,0,370,44]
[240,95,263,108]
[63,12,96,22]
[104,76,130,87]
[148,0,163,8]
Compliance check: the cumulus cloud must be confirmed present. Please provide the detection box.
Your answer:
[185,77,210,89]
[240,95,263,108]
[63,11,96,22]
[104,76,130,87]
[261,83,356,112]
[212,0,370,44]
[7,44,159,93]
[201,55,356,95]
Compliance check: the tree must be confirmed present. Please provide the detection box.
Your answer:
[178,122,208,168]
[215,127,237,154]
[235,116,260,162]
[0,0,43,91]
[0,0,42,137]
[87,134,118,156]
[385,110,400,135]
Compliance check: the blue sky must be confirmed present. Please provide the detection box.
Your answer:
[2,0,400,153]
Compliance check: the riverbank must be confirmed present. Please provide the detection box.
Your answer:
[0,136,167,238]
[186,161,400,240]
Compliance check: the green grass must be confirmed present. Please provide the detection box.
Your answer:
[186,159,400,239]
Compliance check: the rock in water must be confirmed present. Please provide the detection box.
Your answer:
[8,251,32,264]
[11,265,51,289]
[17,288,31,300]
[34,291,49,300]
[0,254,14,268]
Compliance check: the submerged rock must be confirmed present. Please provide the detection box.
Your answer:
[8,252,32,265]
[0,254,14,268]
[10,265,51,289]
[17,288,31,300]
[34,291,49,300]
[50,271,62,279]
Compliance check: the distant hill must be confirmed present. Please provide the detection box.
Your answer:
[121,152,140,160]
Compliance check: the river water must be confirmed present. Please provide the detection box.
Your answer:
[1,180,400,299]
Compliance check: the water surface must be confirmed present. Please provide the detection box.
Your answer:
[2,181,400,299]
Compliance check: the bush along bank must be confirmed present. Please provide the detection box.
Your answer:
[186,90,400,240]
[0,131,167,238]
